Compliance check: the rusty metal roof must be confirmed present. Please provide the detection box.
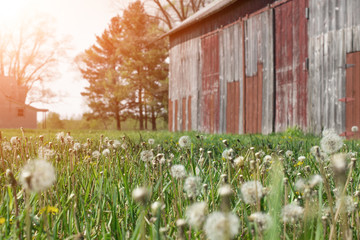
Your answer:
[164,0,238,37]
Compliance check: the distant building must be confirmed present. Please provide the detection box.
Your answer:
[0,75,47,129]
[166,0,360,137]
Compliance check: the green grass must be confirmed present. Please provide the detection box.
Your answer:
[0,128,358,239]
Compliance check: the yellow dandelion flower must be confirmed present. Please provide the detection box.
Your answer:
[39,206,59,215]
[0,217,5,225]
[294,161,304,167]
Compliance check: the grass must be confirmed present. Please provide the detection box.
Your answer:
[0,128,359,239]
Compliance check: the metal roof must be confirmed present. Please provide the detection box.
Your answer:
[164,0,238,37]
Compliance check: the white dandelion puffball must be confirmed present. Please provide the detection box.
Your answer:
[112,140,121,149]
[73,142,81,151]
[222,148,234,160]
[285,150,293,157]
[249,212,272,232]
[92,150,101,159]
[38,147,55,161]
[170,164,187,179]
[351,126,359,132]
[140,150,154,162]
[320,132,343,154]
[132,187,150,204]
[148,138,155,145]
[178,136,191,148]
[331,153,347,172]
[241,180,264,204]
[184,176,202,198]
[322,128,337,137]
[20,159,56,193]
[10,136,18,145]
[204,211,239,240]
[282,202,304,223]
[308,174,323,188]
[186,201,207,229]
[102,148,110,157]
[56,132,65,141]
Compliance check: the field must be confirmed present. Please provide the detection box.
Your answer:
[0,128,359,239]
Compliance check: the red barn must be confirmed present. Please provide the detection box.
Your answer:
[166,0,360,136]
[0,75,47,129]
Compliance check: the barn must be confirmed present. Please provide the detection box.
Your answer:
[0,75,48,129]
[166,0,360,136]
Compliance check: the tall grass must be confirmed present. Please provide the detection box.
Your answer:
[0,128,358,239]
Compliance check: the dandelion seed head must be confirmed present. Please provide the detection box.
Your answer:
[298,156,306,161]
[151,201,164,215]
[10,136,18,145]
[294,178,306,191]
[322,128,337,137]
[331,153,347,172]
[148,138,155,145]
[336,196,356,213]
[241,181,264,204]
[140,150,153,162]
[20,159,56,193]
[2,142,12,151]
[204,211,239,240]
[218,184,233,197]
[320,133,343,154]
[184,176,202,198]
[234,156,244,167]
[308,174,323,188]
[73,142,81,151]
[351,126,359,132]
[178,136,191,148]
[222,148,234,160]
[249,212,272,232]
[170,164,187,179]
[282,202,304,223]
[38,147,55,161]
[112,140,121,149]
[102,149,110,157]
[186,201,207,229]
[92,150,101,159]
[132,187,150,204]
[285,150,293,157]
[263,155,272,162]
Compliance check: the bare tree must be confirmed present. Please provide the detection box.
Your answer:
[0,14,67,104]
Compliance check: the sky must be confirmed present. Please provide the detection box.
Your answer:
[0,0,132,120]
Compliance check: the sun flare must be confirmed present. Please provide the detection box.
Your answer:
[0,0,28,23]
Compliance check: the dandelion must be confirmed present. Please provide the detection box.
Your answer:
[204,211,239,240]
[331,153,347,172]
[263,155,272,162]
[308,174,323,188]
[294,178,306,192]
[186,201,207,229]
[170,164,187,179]
[73,142,81,151]
[132,187,150,205]
[336,196,356,213]
[20,159,56,193]
[39,206,59,215]
[351,126,359,132]
[218,184,233,197]
[56,132,65,141]
[222,148,234,160]
[241,181,264,204]
[184,176,202,198]
[151,201,164,215]
[249,212,272,232]
[112,140,121,149]
[38,147,55,160]
[0,217,4,225]
[64,133,73,145]
[178,136,191,148]
[322,128,337,137]
[282,202,304,223]
[140,150,153,162]
[233,156,244,167]
[285,150,293,157]
[10,136,18,145]
[298,156,306,161]
[92,150,101,159]
[2,142,12,151]
[102,148,110,157]
[320,132,343,154]
[148,138,155,145]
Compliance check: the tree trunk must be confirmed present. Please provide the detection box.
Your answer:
[144,104,148,130]
[151,106,157,131]
[139,87,144,130]
[115,112,121,130]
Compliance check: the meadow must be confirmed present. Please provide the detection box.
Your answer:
[0,127,359,239]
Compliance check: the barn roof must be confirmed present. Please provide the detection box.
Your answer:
[164,0,237,37]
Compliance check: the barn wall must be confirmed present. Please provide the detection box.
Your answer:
[245,9,274,134]
[169,37,201,131]
[307,0,360,134]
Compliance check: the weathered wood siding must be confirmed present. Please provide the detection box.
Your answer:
[245,9,274,134]
[274,0,308,132]
[219,23,243,134]
[168,37,201,131]
[308,0,360,134]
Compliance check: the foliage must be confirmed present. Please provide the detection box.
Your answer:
[0,129,359,239]
[78,1,168,131]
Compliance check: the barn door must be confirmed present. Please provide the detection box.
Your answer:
[274,0,308,132]
[342,52,360,138]
[201,33,220,133]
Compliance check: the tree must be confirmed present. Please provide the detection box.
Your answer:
[119,0,168,130]
[46,112,64,129]
[77,16,129,130]
[150,0,214,29]
[0,14,66,104]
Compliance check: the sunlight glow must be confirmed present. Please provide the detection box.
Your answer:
[0,0,28,23]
